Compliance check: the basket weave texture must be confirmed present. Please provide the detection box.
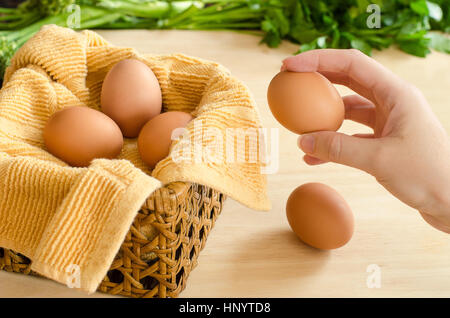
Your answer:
[0,24,268,296]
[0,182,225,298]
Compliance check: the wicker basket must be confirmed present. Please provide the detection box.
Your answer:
[0,181,226,298]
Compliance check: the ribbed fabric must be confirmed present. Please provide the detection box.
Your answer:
[0,25,269,294]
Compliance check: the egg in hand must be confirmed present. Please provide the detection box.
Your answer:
[267,71,344,135]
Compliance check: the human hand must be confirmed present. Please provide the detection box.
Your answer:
[282,49,450,233]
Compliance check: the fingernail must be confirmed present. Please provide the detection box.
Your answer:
[298,135,315,154]
[280,62,287,71]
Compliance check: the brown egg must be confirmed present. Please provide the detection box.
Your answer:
[43,106,123,167]
[138,111,193,169]
[267,71,344,134]
[286,183,354,250]
[101,59,162,138]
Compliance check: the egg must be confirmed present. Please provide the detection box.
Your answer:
[267,71,344,135]
[286,183,354,250]
[101,59,162,138]
[138,111,194,169]
[43,106,123,167]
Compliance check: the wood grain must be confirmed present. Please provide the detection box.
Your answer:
[1,29,449,298]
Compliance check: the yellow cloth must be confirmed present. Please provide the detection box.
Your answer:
[0,25,270,293]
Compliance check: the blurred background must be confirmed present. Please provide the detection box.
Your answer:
[0,0,448,82]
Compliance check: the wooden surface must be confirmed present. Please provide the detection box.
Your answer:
[1,30,450,298]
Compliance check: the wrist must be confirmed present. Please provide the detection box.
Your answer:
[420,182,450,233]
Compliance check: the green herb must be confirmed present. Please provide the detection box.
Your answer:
[19,0,76,16]
[0,0,448,83]
[0,5,115,79]
[263,0,449,56]
[0,0,78,29]
[426,31,450,53]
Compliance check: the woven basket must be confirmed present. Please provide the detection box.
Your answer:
[0,181,226,298]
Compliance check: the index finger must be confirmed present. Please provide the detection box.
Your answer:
[282,49,405,110]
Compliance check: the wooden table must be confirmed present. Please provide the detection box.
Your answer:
[1,30,449,298]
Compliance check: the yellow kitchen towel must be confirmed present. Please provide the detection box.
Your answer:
[0,25,270,293]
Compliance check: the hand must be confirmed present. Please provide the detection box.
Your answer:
[282,49,450,234]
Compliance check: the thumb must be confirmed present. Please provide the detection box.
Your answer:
[298,131,380,173]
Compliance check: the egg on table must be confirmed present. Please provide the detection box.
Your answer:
[267,71,344,135]
[138,111,194,169]
[101,59,162,138]
[43,106,123,167]
[286,183,354,250]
